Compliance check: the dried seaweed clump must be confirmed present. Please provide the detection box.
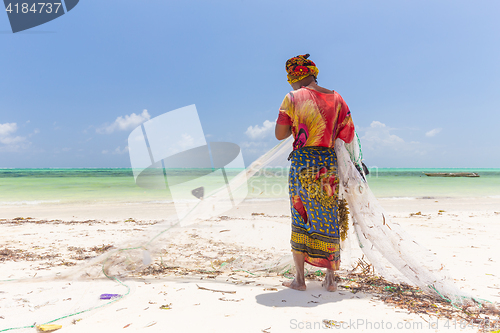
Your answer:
[338,198,349,241]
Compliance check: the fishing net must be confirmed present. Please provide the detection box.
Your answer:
[76,132,477,306]
[2,119,498,330]
[336,138,470,305]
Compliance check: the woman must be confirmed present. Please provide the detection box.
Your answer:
[275,54,355,291]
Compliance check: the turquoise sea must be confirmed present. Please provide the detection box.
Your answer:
[1,168,499,207]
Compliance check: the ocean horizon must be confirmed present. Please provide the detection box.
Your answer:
[1,168,499,207]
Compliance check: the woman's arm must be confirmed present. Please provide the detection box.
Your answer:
[275,123,292,140]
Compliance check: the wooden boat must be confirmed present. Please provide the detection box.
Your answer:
[423,172,479,177]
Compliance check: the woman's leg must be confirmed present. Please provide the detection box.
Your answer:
[282,251,306,291]
[322,269,338,292]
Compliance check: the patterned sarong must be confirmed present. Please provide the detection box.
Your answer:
[289,146,341,270]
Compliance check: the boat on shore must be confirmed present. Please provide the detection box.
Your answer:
[423,172,480,177]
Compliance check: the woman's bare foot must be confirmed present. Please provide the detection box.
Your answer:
[282,279,306,291]
[283,252,307,291]
[322,270,337,292]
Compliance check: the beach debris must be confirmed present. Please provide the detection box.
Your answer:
[36,324,62,332]
[2,218,156,226]
[58,260,77,266]
[144,321,157,328]
[213,257,236,267]
[264,288,277,291]
[123,323,132,328]
[323,320,343,328]
[252,213,265,216]
[218,297,243,302]
[261,327,271,333]
[67,244,114,260]
[71,319,81,324]
[410,211,422,217]
[137,262,224,277]
[99,293,121,300]
[196,284,236,294]
[159,303,172,310]
[219,229,230,233]
[303,270,325,281]
[484,303,500,315]
[336,269,500,328]
[90,244,114,253]
[350,257,373,275]
[0,248,60,262]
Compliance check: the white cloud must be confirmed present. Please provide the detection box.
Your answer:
[241,119,277,160]
[98,109,151,134]
[0,135,25,145]
[240,141,267,149]
[239,141,273,158]
[360,120,428,158]
[102,146,129,155]
[362,121,405,146]
[28,129,40,138]
[245,120,275,140]
[357,122,452,166]
[113,146,129,154]
[425,128,442,137]
[0,123,17,137]
[0,122,29,151]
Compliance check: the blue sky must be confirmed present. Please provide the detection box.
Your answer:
[1,0,499,168]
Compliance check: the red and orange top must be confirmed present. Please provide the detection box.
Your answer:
[277,87,355,150]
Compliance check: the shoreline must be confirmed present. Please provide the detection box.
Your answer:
[1,196,499,221]
[1,197,499,332]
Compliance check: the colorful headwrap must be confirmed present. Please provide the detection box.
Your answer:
[286,54,319,84]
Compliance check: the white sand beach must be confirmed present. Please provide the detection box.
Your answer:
[1,197,500,332]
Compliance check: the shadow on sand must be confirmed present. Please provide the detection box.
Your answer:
[255,281,370,308]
